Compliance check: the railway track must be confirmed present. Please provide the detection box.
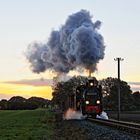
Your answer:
[88,118,140,135]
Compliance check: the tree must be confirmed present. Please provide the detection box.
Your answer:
[101,77,134,111]
[27,97,49,109]
[0,99,8,110]
[132,91,140,110]
[8,96,27,110]
[7,96,49,110]
[52,76,87,109]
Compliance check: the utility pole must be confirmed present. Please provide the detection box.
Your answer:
[114,57,124,121]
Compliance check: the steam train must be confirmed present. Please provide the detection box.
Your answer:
[64,77,103,118]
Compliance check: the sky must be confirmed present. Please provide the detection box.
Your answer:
[0,0,140,100]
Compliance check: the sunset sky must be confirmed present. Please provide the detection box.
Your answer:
[0,0,140,100]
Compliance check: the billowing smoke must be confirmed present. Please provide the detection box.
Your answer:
[25,9,105,74]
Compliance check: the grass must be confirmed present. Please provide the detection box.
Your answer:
[0,109,54,140]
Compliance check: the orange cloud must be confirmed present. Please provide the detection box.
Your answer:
[5,79,53,86]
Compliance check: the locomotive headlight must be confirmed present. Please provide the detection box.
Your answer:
[85,101,90,104]
[96,100,100,104]
[90,82,93,86]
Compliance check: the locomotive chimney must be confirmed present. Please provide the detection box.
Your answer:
[88,70,92,78]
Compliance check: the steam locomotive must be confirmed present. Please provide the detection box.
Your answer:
[65,77,103,118]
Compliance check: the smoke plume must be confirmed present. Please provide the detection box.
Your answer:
[25,10,105,74]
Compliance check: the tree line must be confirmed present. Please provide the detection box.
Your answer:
[51,76,140,111]
[0,96,50,110]
[101,77,140,111]
[1,76,139,111]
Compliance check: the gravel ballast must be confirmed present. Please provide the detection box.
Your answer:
[54,119,140,140]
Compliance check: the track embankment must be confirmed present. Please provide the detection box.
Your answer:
[53,117,140,140]
[88,118,140,135]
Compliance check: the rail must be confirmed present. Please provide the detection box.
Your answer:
[88,118,140,135]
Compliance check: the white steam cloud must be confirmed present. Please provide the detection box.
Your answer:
[25,9,105,74]
[96,111,109,120]
[63,108,85,120]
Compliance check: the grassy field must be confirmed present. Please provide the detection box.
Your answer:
[0,109,54,140]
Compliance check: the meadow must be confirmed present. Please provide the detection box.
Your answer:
[0,109,54,140]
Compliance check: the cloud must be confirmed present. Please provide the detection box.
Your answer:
[128,82,140,85]
[128,82,140,92]
[4,79,53,87]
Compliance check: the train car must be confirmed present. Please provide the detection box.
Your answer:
[75,77,103,117]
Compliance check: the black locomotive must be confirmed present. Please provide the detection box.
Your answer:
[65,77,103,118]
